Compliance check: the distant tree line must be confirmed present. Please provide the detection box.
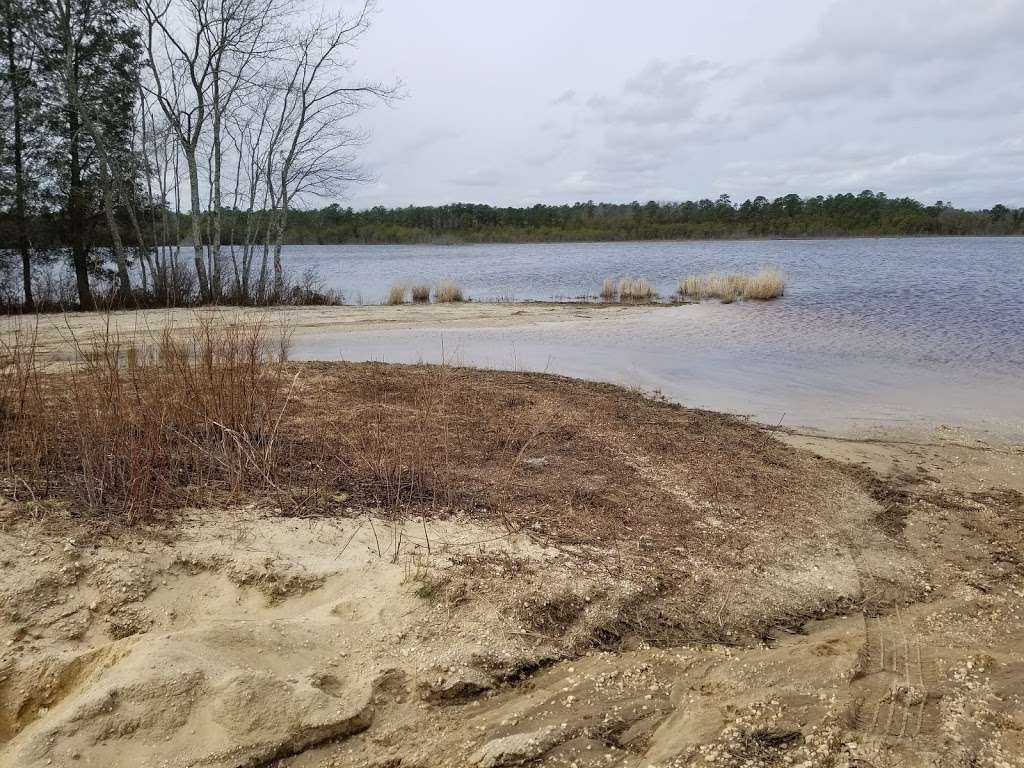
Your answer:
[0,0,393,311]
[267,193,1024,244]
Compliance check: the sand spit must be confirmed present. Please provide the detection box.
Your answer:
[0,302,668,361]
[1,364,1023,767]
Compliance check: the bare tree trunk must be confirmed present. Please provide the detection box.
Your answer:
[185,151,211,301]
[210,76,223,300]
[95,156,132,303]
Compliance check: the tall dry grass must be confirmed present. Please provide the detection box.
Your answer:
[410,284,431,303]
[434,281,465,303]
[600,277,617,301]
[678,269,784,302]
[618,277,655,303]
[742,268,786,300]
[386,284,408,305]
[1,315,294,521]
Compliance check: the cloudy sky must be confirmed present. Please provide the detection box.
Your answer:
[339,0,1024,210]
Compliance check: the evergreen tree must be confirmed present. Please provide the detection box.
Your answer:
[31,0,142,308]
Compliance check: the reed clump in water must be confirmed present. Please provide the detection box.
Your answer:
[410,284,431,303]
[678,269,784,302]
[600,277,618,301]
[386,284,407,305]
[742,268,786,300]
[617,277,656,303]
[434,281,465,303]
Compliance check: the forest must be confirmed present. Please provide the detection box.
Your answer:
[264,194,1024,244]
[0,0,395,311]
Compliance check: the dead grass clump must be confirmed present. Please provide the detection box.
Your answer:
[742,268,785,300]
[600,277,618,301]
[386,284,407,305]
[678,269,785,302]
[410,284,431,303]
[1,315,294,521]
[617,277,655,303]
[434,281,465,303]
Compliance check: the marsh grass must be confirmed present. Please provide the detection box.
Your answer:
[617,277,656,303]
[434,281,465,303]
[600,277,618,301]
[678,269,784,302]
[410,284,431,303]
[387,284,408,305]
[742,268,786,300]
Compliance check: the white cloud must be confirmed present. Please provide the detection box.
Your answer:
[345,0,1024,208]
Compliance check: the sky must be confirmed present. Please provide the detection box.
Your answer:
[335,0,1024,210]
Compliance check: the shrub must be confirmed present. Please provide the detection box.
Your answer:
[410,284,431,303]
[1,314,294,521]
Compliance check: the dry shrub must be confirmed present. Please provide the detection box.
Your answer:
[678,269,784,302]
[600,277,618,301]
[434,281,465,303]
[1,315,294,521]
[410,284,431,303]
[386,284,407,305]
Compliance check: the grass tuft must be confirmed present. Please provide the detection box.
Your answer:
[742,268,786,300]
[434,281,465,303]
[600,277,618,301]
[410,284,431,303]
[678,269,784,302]
[618,277,655,303]
[386,284,408,305]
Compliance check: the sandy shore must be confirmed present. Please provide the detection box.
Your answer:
[0,302,667,359]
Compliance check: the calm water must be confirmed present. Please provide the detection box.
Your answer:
[286,238,1024,438]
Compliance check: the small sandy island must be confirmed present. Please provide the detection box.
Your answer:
[1,309,1022,768]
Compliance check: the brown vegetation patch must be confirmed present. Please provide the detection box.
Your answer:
[2,322,908,643]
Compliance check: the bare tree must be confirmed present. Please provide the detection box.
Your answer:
[137,0,214,300]
[263,1,395,297]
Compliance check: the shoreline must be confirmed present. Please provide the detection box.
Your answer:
[0,301,671,356]
[5,301,1022,444]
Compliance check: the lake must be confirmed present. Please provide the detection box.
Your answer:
[285,237,1024,438]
